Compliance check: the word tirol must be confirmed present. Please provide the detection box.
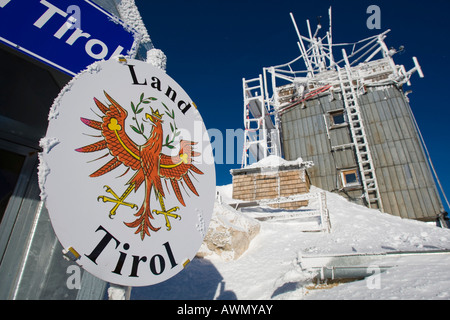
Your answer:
[33,0,125,60]
[85,226,178,278]
[0,0,137,75]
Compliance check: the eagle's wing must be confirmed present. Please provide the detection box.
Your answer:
[159,140,203,206]
[76,91,141,177]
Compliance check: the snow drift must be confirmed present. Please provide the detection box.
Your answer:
[131,184,450,300]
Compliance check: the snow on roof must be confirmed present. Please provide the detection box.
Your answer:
[231,155,314,176]
[246,155,313,169]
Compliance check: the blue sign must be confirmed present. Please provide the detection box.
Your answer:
[0,0,138,76]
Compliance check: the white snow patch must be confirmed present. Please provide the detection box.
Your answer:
[244,155,314,170]
[39,137,59,154]
[146,48,167,71]
[37,153,50,201]
[37,137,60,201]
[131,184,450,300]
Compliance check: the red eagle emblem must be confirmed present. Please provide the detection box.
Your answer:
[76,91,203,240]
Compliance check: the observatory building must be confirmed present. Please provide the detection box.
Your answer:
[241,10,446,222]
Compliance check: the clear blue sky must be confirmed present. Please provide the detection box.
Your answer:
[135,0,450,209]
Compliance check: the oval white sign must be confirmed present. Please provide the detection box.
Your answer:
[39,57,215,286]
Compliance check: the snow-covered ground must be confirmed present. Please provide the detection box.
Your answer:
[131,184,450,300]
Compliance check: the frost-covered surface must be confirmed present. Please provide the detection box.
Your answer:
[244,155,314,170]
[198,201,260,261]
[146,49,167,71]
[117,0,151,44]
[37,137,60,200]
[131,184,450,300]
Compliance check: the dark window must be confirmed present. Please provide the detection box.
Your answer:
[0,149,25,223]
[341,169,361,187]
[329,110,346,126]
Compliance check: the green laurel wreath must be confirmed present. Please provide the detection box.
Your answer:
[130,93,180,149]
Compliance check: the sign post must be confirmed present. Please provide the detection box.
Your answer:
[0,0,139,76]
[39,57,216,287]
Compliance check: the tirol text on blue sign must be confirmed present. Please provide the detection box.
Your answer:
[0,0,138,76]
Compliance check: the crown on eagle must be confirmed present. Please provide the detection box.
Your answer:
[150,107,163,119]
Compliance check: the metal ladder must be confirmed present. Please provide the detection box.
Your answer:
[337,49,384,211]
[241,75,275,167]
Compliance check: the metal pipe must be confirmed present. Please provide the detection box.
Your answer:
[300,250,450,281]
[318,266,392,281]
